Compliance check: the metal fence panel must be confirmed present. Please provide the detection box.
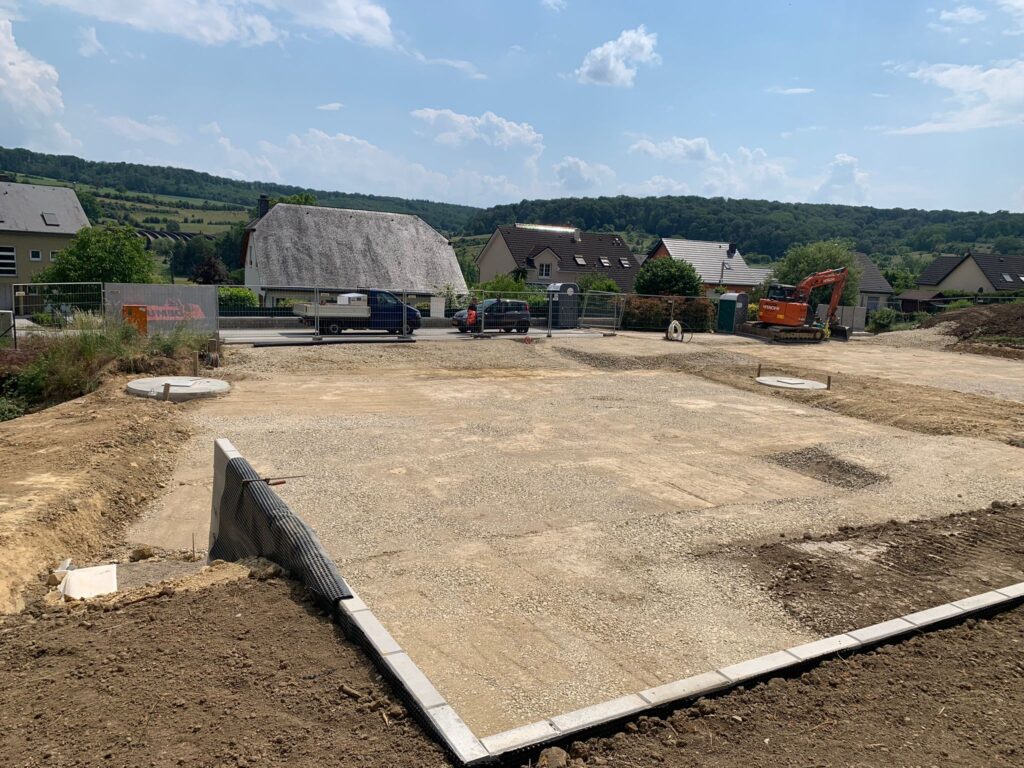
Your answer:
[106,283,218,333]
[11,282,104,321]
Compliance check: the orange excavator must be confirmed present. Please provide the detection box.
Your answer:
[739,267,851,343]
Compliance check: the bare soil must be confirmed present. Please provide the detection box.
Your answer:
[528,605,1024,768]
[0,380,193,613]
[0,576,446,768]
[557,346,1024,446]
[767,446,887,490]
[922,303,1024,359]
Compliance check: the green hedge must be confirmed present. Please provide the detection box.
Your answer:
[621,297,715,331]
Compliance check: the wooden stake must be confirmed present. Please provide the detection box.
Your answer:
[192,350,200,376]
[827,375,832,390]
[162,382,171,401]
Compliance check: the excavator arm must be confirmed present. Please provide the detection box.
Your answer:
[794,267,848,328]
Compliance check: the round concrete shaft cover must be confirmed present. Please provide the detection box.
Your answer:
[126,376,230,402]
[756,375,827,390]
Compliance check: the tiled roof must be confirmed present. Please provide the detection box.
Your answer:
[972,252,1024,291]
[654,238,772,287]
[0,182,90,235]
[495,225,640,291]
[917,254,968,286]
[855,252,894,294]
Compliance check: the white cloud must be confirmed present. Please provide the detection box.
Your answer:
[702,147,790,199]
[813,153,869,204]
[540,0,566,11]
[575,25,659,87]
[316,101,344,111]
[286,0,393,48]
[202,121,279,180]
[411,108,544,153]
[0,19,78,152]
[997,0,1024,33]
[101,114,181,144]
[624,176,690,196]
[77,26,108,57]
[871,92,890,98]
[553,156,614,191]
[411,50,486,79]
[40,0,280,46]
[939,5,986,24]
[628,136,717,162]
[891,59,1024,133]
[765,85,815,95]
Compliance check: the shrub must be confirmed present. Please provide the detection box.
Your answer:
[0,396,24,422]
[621,297,715,331]
[634,258,703,297]
[867,307,900,333]
[945,299,973,310]
[576,272,620,294]
[218,286,259,312]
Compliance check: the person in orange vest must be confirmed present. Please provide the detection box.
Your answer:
[466,303,478,331]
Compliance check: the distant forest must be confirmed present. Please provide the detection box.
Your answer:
[0,147,477,233]
[464,196,1024,260]
[5,146,1024,263]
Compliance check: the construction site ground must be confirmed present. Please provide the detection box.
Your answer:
[128,332,1024,735]
[2,327,1023,765]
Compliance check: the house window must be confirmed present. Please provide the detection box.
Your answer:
[50,251,60,261]
[1003,273,1014,283]
[0,246,15,277]
[30,250,41,261]
[41,212,59,227]
[867,295,880,311]
[538,263,551,278]
[599,257,610,267]
[1019,275,1024,282]
[619,258,631,268]
[574,255,587,266]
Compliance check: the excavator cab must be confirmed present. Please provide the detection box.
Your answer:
[765,283,798,301]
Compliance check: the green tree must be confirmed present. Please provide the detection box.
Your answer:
[214,222,247,270]
[34,225,153,283]
[576,272,620,293]
[76,190,102,223]
[191,253,230,284]
[170,236,214,278]
[164,220,181,232]
[993,235,1023,255]
[478,274,526,293]
[771,239,862,306]
[633,257,703,296]
[883,267,917,293]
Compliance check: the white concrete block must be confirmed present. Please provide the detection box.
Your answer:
[209,438,242,554]
[349,609,402,656]
[786,633,860,661]
[337,590,368,615]
[639,671,731,706]
[550,695,648,735]
[996,582,1024,599]
[382,652,446,711]
[902,603,963,627]
[718,650,799,683]
[848,617,915,644]
[481,721,558,756]
[952,590,1007,612]
[425,705,489,765]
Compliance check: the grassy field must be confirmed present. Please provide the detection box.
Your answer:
[14,173,249,235]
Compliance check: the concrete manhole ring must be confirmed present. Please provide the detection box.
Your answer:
[756,375,828,390]
[126,376,230,402]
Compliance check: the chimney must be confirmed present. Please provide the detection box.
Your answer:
[257,194,270,219]
[572,228,582,243]
[726,242,738,258]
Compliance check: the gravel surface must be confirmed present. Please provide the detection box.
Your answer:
[861,322,959,350]
[135,338,1024,734]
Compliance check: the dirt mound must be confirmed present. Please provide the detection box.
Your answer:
[0,381,193,613]
[768,446,886,489]
[922,302,1024,342]
[0,578,445,768]
[524,606,1024,768]
[747,501,1024,635]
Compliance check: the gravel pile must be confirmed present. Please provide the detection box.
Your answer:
[861,322,958,350]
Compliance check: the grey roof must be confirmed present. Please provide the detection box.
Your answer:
[918,254,968,286]
[854,252,894,294]
[971,252,1024,291]
[655,238,772,286]
[0,182,90,235]
[251,204,466,293]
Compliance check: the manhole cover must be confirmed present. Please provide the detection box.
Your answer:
[126,376,230,402]
[756,375,827,390]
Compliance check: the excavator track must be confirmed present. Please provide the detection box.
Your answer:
[738,322,827,343]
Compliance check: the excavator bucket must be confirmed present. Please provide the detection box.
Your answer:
[830,324,852,341]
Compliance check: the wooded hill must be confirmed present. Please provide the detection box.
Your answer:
[464,196,1024,260]
[0,147,477,233]
[4,146,1024,262]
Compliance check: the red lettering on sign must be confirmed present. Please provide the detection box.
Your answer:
[145,300,207,322]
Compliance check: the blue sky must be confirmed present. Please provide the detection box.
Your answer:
[1,0,1023,211]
